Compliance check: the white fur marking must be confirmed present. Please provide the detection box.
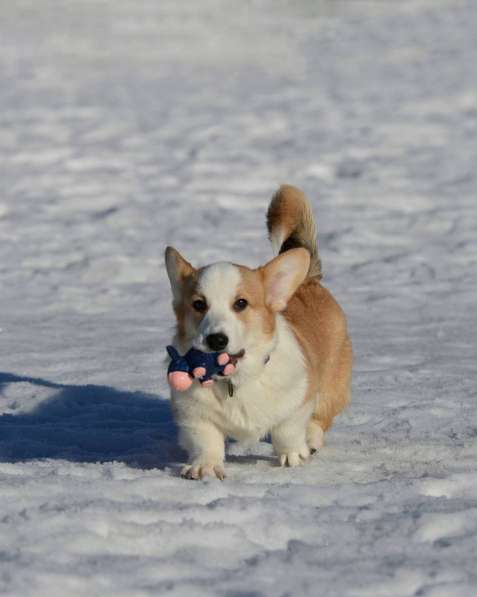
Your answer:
[196,263,244,353]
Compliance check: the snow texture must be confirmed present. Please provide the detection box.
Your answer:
[1,1,476,595]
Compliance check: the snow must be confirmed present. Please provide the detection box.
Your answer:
[1,0,477,595]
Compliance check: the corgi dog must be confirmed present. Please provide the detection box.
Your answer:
[165,185,352,480]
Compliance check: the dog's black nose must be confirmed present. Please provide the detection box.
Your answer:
[206,333,229,351]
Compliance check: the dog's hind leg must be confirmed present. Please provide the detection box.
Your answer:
[307,337,352,453]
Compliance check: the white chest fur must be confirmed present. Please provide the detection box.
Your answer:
[171,315,308,442]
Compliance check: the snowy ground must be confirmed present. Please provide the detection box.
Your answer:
[1,1,477,595]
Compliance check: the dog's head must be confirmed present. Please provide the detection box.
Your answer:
[165,246,310,384]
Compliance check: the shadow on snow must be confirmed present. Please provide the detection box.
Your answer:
[0,372,184,470]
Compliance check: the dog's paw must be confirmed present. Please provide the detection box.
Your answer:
[306,420,324,455]
[181,463,225,480]
[278,446,310,467]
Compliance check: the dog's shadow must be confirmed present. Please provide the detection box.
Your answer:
[0,372,185,470]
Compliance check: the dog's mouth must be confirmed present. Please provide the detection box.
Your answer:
[228,349,245,366]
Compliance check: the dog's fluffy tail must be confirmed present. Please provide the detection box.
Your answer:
[266,184,322,280]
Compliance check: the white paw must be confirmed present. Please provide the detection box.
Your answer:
[278,446,310,467]
[181,463,225,480]
[306,420,324,454]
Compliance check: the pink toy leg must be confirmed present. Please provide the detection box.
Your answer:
[192,366,206,378]
[217,353,230,366]
[223,363,236,376]
[168,371,193,392]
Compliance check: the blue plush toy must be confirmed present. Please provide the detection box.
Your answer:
[166,345,235,391]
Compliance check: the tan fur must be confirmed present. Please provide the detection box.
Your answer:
[165,247,205,344]
[233,248,310,338]
[267,184,322,280]
[260,248,310,312]
[284,280,352,432]
[235,265,276,338]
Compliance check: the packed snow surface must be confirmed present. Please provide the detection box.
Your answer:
[1,1,476,595]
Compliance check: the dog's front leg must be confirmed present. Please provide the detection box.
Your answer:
[271,402,313,467]
[178,420,226,480]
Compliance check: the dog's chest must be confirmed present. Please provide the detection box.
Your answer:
[217,382,276,440]
[213,362,307,441]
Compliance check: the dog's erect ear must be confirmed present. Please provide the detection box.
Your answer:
[262,248,310,312]
[165,246,196,302]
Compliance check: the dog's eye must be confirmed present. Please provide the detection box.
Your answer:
[192,299,207,313]
[233,298,248,312]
